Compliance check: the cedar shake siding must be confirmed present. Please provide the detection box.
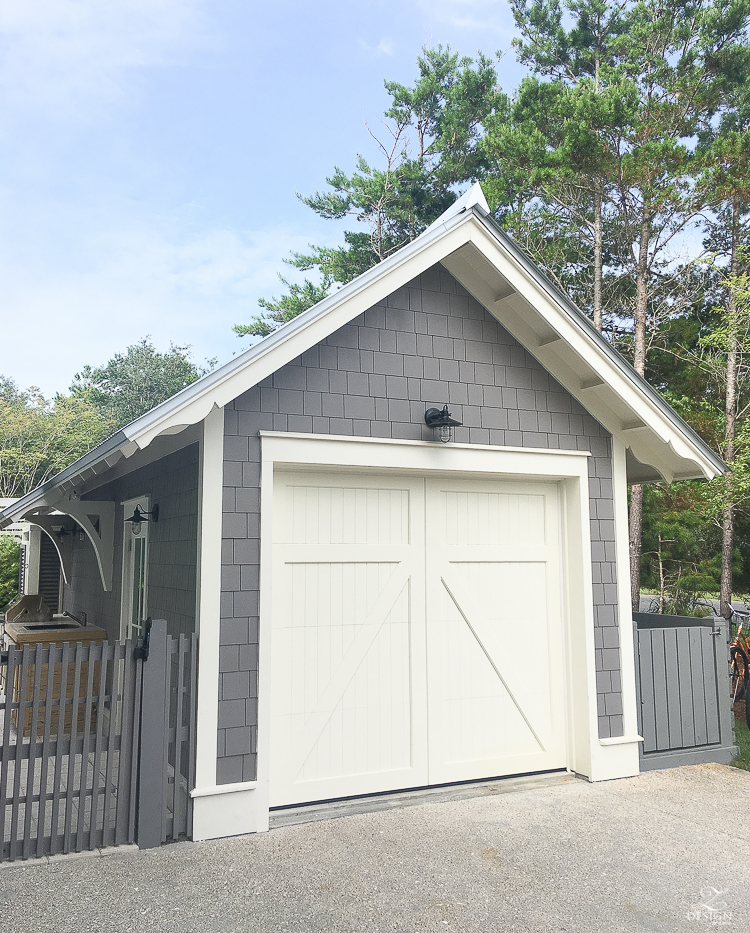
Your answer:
[63,444,199,642]
[217,263,623,786]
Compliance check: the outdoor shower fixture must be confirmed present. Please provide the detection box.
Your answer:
[424,405,462,443]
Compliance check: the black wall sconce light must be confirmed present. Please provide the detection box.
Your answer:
[425,405,462,443]
[124,504,159,535]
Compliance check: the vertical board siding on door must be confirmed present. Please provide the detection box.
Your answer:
[286,486,410,545]
[442,491,546,547]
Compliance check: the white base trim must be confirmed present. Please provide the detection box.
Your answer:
[192,788,266,841]
[587,740,640,782]
[599,735,643,746]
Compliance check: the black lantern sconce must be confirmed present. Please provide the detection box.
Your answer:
[425,405,462,443]
[124,504,159,536]
[51,523,73,539]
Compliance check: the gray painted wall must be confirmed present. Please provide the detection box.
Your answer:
[218,262,624,786]
[64,443,199,641]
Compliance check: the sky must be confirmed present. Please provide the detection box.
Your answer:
[0,0,529,397]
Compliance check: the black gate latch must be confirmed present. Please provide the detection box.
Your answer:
[135,617,153,661]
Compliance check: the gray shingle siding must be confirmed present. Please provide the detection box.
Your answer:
[218,263,624,783]
[64,444,199,641]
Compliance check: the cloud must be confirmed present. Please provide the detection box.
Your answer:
[416,0,515,38]
[359,37,396,58]
[0,0,211,119]
[0,214,332,396]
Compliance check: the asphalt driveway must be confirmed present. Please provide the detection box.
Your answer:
[1,763,747,933]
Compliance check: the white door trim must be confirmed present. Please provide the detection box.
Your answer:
[258,434,593,817]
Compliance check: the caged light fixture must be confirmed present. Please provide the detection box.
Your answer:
[424,405,462,444]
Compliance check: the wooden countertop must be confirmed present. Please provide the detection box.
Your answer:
[5,622,107,646]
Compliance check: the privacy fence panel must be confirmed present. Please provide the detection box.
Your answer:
[633,613,736,771]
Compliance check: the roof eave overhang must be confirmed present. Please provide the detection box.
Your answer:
[0,431,132,529]
[440,214,724,484]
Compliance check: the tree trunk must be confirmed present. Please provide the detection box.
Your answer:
[629,217,650,611]
[593,176,603,333]
[720,199,740,619]
[630,483,644,612]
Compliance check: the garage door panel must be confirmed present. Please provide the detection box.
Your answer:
[271,472,427,806]
[426,477,566,783]
[298,583,413,784]
[427,570,556,781]
[440,562,553,706]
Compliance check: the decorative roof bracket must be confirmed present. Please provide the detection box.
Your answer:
[24,498,115,592]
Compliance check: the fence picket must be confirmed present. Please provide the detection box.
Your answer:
[35,643,58,859]
[102,642,121,848]
[172,636,186,838]
[89,642,109,850]
[49,643,72,857]
[9,647,32,861]
[62,645,84,854]
[0,646,18,859]
[22,647,45,860]
[75,643,97,851]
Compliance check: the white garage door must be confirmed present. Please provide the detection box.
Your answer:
[270,470,567,807]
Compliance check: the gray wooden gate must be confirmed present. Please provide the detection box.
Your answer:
[0,619,197,862]
[136,620,198,848]
[0,639,141,861]
[633,613,737,771]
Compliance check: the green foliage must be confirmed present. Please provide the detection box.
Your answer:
[0,377,113,498]
[236,46,503,337]
[71,338,212,429]
[640,481,727,613]
[732,718,750,770]
[0,535,20,609]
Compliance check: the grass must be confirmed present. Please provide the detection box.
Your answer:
[733,718,750,771]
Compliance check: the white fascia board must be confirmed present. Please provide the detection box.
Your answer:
[451,222,723,482]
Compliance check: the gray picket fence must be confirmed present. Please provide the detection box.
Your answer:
[633,613,737,771]
[0,620,197,862]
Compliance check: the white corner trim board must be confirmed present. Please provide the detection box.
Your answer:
[194,406,226,792]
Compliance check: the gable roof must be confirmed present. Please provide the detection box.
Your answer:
[0,186,724,527]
